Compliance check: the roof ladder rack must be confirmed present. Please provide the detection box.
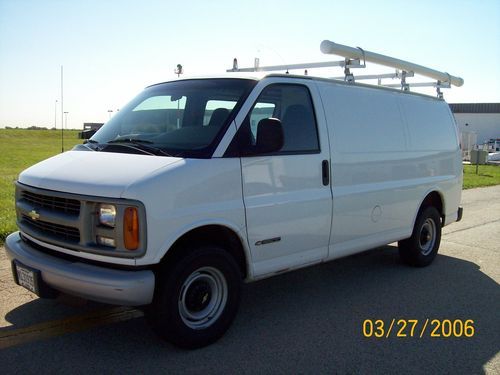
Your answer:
[227,40,463,98]
[228,57,364,79]
[321,40,463,98]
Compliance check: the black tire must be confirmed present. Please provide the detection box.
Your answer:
[146,246,241,349]
[398,206,442,267]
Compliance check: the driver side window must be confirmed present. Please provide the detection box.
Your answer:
[233,83,320,155]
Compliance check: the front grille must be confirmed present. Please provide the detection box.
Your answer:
[16,183,146,258]
[21,215,80,243]
[21,190,80,216]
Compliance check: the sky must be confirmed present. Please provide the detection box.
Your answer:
[0,0,499,129]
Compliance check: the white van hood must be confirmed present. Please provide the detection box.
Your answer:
[18,150,182,198]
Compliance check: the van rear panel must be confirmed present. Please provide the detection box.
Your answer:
[316,80,461,258]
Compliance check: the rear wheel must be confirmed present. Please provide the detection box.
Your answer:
[146,246,241,349]
[398,206,442,267]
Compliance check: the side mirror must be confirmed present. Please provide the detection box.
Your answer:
[79,129,97,140]
[255,118,284,154]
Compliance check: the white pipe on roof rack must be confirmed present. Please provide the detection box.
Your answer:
[320,40,464,87]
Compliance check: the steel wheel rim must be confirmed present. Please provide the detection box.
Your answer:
[178,266,228,330]
[419,218,436,256]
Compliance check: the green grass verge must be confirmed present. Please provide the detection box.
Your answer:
[0,129,81,243]
[463,164,500,189]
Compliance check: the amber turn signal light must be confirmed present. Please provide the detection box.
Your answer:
[124,207,139,250]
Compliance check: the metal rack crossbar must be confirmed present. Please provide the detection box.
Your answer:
[227,58,363,73]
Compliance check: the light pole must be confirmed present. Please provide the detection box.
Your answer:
[54,100,58,130]
[107,109,113,119]
[63,111,69,152]
[61,111,68,152]
[64,111,69,129]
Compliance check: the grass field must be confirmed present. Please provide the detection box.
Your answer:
[0,129,499,244]
[0,129,81,242]
[463,164,500,189]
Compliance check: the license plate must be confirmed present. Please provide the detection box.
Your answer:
[14,262,40,295]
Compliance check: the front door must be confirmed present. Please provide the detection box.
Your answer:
[236,82,332,277]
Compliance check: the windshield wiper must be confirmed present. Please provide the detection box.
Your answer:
[108,138,154,144]
[106,138,172,157]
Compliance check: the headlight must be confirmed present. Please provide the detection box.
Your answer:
[98,204,116,227]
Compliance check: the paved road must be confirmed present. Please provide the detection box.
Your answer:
[1,186,499,374]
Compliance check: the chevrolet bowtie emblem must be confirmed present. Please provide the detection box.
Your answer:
[28,209,40,221]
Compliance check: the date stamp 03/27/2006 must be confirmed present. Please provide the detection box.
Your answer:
[362,319,475,338]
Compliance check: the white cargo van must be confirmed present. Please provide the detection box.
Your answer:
[5,41,463,348]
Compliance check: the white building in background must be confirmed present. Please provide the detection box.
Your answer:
[450,103,500,146]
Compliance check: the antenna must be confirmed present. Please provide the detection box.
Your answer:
[174,64,183,77]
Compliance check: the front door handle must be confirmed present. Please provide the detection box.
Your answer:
[322,160,329,186]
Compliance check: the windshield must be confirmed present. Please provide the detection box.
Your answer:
[89,79,256,158]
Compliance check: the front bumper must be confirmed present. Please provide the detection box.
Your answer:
[5,232,155,306]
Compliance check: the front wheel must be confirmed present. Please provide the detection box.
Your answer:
[146,246,241,349]
[398,206,442,267]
